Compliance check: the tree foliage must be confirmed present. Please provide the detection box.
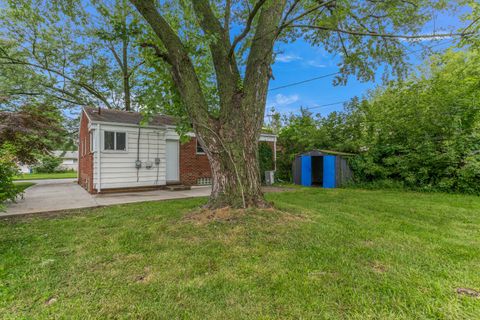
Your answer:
[276,48,480,194]
[0,0,150,110]
[0,104,65,164]
[0,147,20,209]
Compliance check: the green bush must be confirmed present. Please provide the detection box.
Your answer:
[33,154,63,173]
[259,142,274,183]
[0,149,21,210]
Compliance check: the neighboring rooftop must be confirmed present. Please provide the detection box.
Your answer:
[83,107,176,126]
[52,151,78,159]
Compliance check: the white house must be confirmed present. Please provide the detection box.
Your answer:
[78,107,277,193]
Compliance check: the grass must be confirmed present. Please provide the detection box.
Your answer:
[13,182,36,192]
[13,171,77,180]
[1,188,480,319]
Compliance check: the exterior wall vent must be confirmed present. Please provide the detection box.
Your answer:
[196,177,212,185]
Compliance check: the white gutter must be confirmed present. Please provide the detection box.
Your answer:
[274,137,277,171]
[89,120,168,130]
[97,123,102,193]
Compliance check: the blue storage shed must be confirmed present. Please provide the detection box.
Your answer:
[292,150,353,188]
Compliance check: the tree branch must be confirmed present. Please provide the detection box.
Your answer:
[224,0,231,38]
[130,0,211,128]
[229,0,268,58]
[288,24,476,39]
[2,90,87,105]
[0,58,113,109]
[108,43,124,69]
[278,0,335,35]
[128,60,145,78]
[462,16,480,34]
[139,43,170,63]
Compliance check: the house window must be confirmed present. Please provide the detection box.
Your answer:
[196,139,205,154]
[104,131,127,151]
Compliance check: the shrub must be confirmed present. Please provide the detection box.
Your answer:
[259,142,274,183]
[33,154,62,173]
[0,148,21,210]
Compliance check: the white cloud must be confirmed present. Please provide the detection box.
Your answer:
[272,93,299,106]
[275,53,302,63]
[305,60,326,68]
[410,35,453,42]
[403,31,454,43]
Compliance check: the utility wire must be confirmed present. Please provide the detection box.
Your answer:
[266,38,462,118]
[268,72,341,91]
[305,101,349,110]
[267,38,459,93]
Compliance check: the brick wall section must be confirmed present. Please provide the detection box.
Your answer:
[78,112,94,193]
[179,138,275,186]
[179,138,211,185]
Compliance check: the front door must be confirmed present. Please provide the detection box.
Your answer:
[166,140,179,182]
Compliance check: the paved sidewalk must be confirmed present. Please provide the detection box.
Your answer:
[3,179,211,217]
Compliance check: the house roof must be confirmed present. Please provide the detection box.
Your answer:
[83,107,276,137]
[297,149,356,157]
[83,107,176,127]
[52,151,78,159]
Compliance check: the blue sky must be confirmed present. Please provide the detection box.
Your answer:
[266,10,469,118]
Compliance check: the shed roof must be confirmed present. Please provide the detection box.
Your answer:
[297,149,356,157]
[83,107,176,127]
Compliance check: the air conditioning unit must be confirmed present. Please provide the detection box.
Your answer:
[265,170,275,186]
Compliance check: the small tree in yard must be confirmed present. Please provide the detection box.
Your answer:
[0,147,20,209]
[0,104,65,207]
[128,0,476,209]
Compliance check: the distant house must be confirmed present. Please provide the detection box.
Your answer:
[52,151,79,171]
[17,150,79,173]
[78,107,277,194]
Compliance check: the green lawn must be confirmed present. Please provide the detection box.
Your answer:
[13,182,36,192]
[13,171,77,180]
[1,188,480,319]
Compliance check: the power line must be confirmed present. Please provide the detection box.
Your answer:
[305,100,349,110]
[267,38,463,116]
[268,72,341,91]
[267,39,459,93]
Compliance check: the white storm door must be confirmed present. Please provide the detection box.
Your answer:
[166,140,179,181]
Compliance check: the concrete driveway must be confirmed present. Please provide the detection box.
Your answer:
[3,179,211,217]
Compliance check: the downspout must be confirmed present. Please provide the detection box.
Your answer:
[97,123,102,193]
[274,137,277,171]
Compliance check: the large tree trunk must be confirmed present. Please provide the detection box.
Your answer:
[199,117,268,209]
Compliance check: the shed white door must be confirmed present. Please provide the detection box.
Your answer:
[166,140,179,182]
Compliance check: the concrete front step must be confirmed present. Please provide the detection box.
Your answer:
[166,185,192,191]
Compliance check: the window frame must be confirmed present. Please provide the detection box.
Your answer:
[196,139,206,155]
[103,130,128,152]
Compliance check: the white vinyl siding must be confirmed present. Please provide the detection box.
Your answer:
[93,124,177,190]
